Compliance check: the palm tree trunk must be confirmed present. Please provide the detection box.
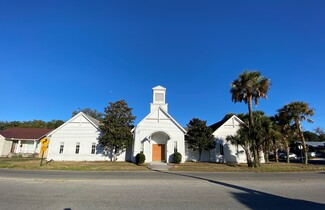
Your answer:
[247,96,258,167]
[247,96,254,126]
[282,136,290,163]
[284,139,290,163]
[272,138,279,162]
[256,147,261,167]
[244,144,253,167]
[274,148,279,162]
[252,145,258,168]
[264,149,269,163]
[298,122,308,164]
[263,139,270,163]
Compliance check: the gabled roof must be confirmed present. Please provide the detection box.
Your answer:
[134,106,186,134]
[84,113,100,127]
[209,115,244,132]
[209,118,229,132]
[159,107,186,133]
[0,128,53,140]
[47,112,100,136]
[152,85,166,90]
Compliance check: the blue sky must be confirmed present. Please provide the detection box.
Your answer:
[0,0,324,131]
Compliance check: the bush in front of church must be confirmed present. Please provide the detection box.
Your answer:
[136,152,146,165]
[173,152,182,164]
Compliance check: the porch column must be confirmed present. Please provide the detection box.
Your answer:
[17,140,21,153]
[33,140,37,153]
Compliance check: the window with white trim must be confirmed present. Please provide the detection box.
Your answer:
[59,142,64,154]
[219,144,224,156]
[75,142,80,154]
[91,143,96,154]
[140,142,144,152]
[174,141,178,153]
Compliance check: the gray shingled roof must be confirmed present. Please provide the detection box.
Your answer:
[83,113,100,127]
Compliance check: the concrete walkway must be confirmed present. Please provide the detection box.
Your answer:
[147,162,171,171]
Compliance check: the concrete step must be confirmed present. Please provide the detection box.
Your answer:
[147,162,171,171]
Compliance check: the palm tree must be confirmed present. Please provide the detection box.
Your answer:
[275,111,294,163]
[230,70,270,126]
[269,117,284,163]
[277,102,314,164]
[259,116,277,163]
[226,126,253,167]
[230,70,270,167]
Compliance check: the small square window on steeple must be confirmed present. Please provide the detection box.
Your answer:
[155,93,164,102]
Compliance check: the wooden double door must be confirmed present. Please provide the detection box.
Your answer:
[152,144,165,161]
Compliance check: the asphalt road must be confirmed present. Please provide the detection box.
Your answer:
[0,169,324,210]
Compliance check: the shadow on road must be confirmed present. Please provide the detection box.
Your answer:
[155,170,325,210]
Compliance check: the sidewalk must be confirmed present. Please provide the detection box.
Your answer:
[147,162,171,171]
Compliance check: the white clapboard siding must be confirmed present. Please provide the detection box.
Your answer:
[47,112,126,161]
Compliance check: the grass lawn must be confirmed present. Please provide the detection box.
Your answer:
[1,157,324,172]
[0,157,149,171]
[169,162,325,172]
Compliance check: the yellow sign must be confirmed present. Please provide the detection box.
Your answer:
[40,137,49,145]
[39,137,49,154]
[40,145,48,153]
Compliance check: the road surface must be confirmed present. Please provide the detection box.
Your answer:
[0,169,324,210]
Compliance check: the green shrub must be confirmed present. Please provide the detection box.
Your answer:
[173,152,182,164]
[136,152,146,165]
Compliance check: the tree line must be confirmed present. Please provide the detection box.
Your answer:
[0,120,65,130]
[0,108,104,131]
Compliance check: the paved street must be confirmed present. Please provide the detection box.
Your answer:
[0,169,324,210]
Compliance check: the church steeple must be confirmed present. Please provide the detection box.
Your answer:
[150,85,168,112]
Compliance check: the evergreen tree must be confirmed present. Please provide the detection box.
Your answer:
[186,118,215,162]
[99,100,136,161]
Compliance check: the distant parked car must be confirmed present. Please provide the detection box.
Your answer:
[278,152,298,160]
[308,152,322,158]
[308,152,316,158]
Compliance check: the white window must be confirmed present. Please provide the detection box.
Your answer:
[174,141,178,153]
[219,144,224,156]
[59,142,64,154]
[140,142,144,152]
[91,143,96,154]
[155,93,164,102]
[75,142,80,154]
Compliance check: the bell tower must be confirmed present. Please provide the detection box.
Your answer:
[150,85,168,112]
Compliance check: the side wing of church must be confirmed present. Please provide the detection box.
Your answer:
[132,86,186,163]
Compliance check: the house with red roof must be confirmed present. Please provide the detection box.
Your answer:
[0,127,52,157]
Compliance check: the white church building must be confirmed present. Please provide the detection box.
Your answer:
[132,86,186,163]
[45,85,252,164]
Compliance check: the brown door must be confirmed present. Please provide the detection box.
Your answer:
[152,144,165,161]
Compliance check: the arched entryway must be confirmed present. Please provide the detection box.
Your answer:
[151,131,170,162]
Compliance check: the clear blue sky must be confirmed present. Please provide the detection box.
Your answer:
[0,0,324,131]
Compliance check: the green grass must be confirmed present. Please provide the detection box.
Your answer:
[0,157,149,171]
[1,157,324,172]
[169,162,325,172]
